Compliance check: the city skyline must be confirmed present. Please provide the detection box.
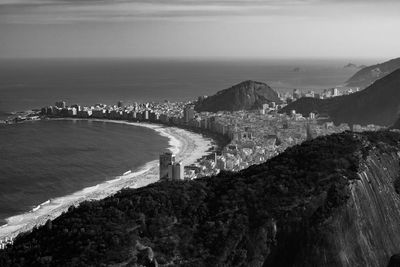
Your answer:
[1,0,400,59]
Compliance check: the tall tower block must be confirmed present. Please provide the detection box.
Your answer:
[160,152,175,179]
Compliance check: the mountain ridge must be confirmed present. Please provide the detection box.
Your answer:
[346,57,400,88]
[280,68,400,126]
[2,131,400,266]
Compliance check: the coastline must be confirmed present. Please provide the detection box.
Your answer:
[0,118,214,240]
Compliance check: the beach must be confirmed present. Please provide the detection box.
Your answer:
[0,119,214,240]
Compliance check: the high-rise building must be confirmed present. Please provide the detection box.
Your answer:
[71,104,81,112]
[167,164,174,180]
[183,105,195,123]
[149,112,159,122]
[160,152,175,179]
[167,161,184,180]
[212,152,217,163]
[45,106,54,115]
[173,162,184,180]
[331,88,339,97]
[293,89,301,99]
[262,103,269,114]
[55,101,66,109]
[216,157,226,170]
[70,107,77,116]
[142,110,149,120]
[306,124,314,141]
[201,117,209,129]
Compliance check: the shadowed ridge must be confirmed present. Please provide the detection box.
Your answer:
[2,131,400,266]
[280,68,400,126]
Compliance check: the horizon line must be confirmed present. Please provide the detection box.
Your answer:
[0,55,389,62]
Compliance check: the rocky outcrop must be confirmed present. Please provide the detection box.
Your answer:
[194,80,281,112]
[304,148,400,266]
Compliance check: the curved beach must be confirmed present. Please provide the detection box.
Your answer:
[0,119,214,240]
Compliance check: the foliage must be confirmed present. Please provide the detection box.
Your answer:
[1,131,400,267]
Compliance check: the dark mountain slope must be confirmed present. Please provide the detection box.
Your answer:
[280,69,400,126]
[194,80,281,112]
[346,57,400,88]
[391,117,400,130]
[2,131,400,266]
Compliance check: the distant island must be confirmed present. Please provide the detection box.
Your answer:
[343,63,359,69]
[292,67,301,72]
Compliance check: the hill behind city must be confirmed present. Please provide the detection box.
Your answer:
[280,69,400,126]
[194,80,281,113]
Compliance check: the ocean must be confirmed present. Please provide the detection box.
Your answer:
[0,58,367,119]
[0,58,367,227]
[0,119,169,225]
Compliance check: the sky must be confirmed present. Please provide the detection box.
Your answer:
[0,0,399,59]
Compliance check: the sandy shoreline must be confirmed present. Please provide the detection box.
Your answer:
[0,118,214,240]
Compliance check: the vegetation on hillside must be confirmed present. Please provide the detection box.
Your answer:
[1,131,400,267]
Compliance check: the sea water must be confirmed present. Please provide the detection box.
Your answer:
[0,58,365,119]
[0,57,367,225]
[0,119,169,225]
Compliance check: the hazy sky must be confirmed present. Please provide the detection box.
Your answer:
[0,0,399,59]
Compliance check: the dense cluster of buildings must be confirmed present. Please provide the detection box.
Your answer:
[281,87,360,103]
[37,96,385,180]
[0,91,387,251]
[0,237,13,250]
[159,152,184,180]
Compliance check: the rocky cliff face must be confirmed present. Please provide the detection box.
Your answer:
[288,146,400,267]
[334,150,400,266]
[2,131,400,267]
[194,80,281,112]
